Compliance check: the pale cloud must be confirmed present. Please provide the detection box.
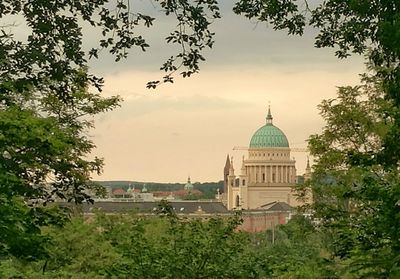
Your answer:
[100,94,251,120]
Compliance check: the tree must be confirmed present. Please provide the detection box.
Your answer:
[105,213,248,279]
[0,77,120,259]
[246,215,338,278]
[0,0,220,260]
[2,210,252,278]
[308,71,400,278]
[0,205,342,278]
[0,0,220,93]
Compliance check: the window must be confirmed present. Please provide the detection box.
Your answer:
[242,179,245,186]
[262,173,265,182]
[272,173,276,182]
[236,195,240,207]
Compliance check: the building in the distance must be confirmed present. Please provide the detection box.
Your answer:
[184,176,194,191]
[224,107,307,210]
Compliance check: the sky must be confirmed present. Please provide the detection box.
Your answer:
[87,1,365,183]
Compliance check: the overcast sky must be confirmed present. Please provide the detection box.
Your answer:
[87,1,365,183]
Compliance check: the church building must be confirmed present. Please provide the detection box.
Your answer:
[223,107,306,210]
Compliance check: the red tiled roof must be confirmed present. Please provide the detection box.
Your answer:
[153,191,172,197]
[112,188,126,195]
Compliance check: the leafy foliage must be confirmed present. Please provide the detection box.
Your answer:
[0,0,221,261]
[0,197,67,261]
[233,0,400,60]
[147,0,221,88]
[308,71,400,278]
[0,74,120,259]
[0,209,340,279]
[1,0,220,95]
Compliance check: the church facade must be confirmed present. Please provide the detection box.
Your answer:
[223,107,307,210]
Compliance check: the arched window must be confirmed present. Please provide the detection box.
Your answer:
[262,173,265,182]
[236,195,240,207]
[242,179,245,186]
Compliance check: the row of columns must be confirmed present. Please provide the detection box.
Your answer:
[246,165,296,184]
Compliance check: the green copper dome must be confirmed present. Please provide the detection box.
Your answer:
[249,108,289,148]
[184,176,194,190]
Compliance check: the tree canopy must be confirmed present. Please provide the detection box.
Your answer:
[0,0,223,261]
[307,69,400,278]
[0,210,338,279]
[0,0,220,92]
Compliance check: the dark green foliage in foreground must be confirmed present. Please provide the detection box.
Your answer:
[0,82,120,261]
[0,211,339,279]
[0,197,68,261]
[307,70,400,278]
[0,0,221,262]
[247,215,337,279]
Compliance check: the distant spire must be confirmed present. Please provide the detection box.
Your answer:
[266,104,273,125]
[224,154,231,172]
[304,156,312,181]
[229,156,235,176]
[187,176,191,183]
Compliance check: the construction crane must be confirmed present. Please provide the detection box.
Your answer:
[233,146,308,152]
